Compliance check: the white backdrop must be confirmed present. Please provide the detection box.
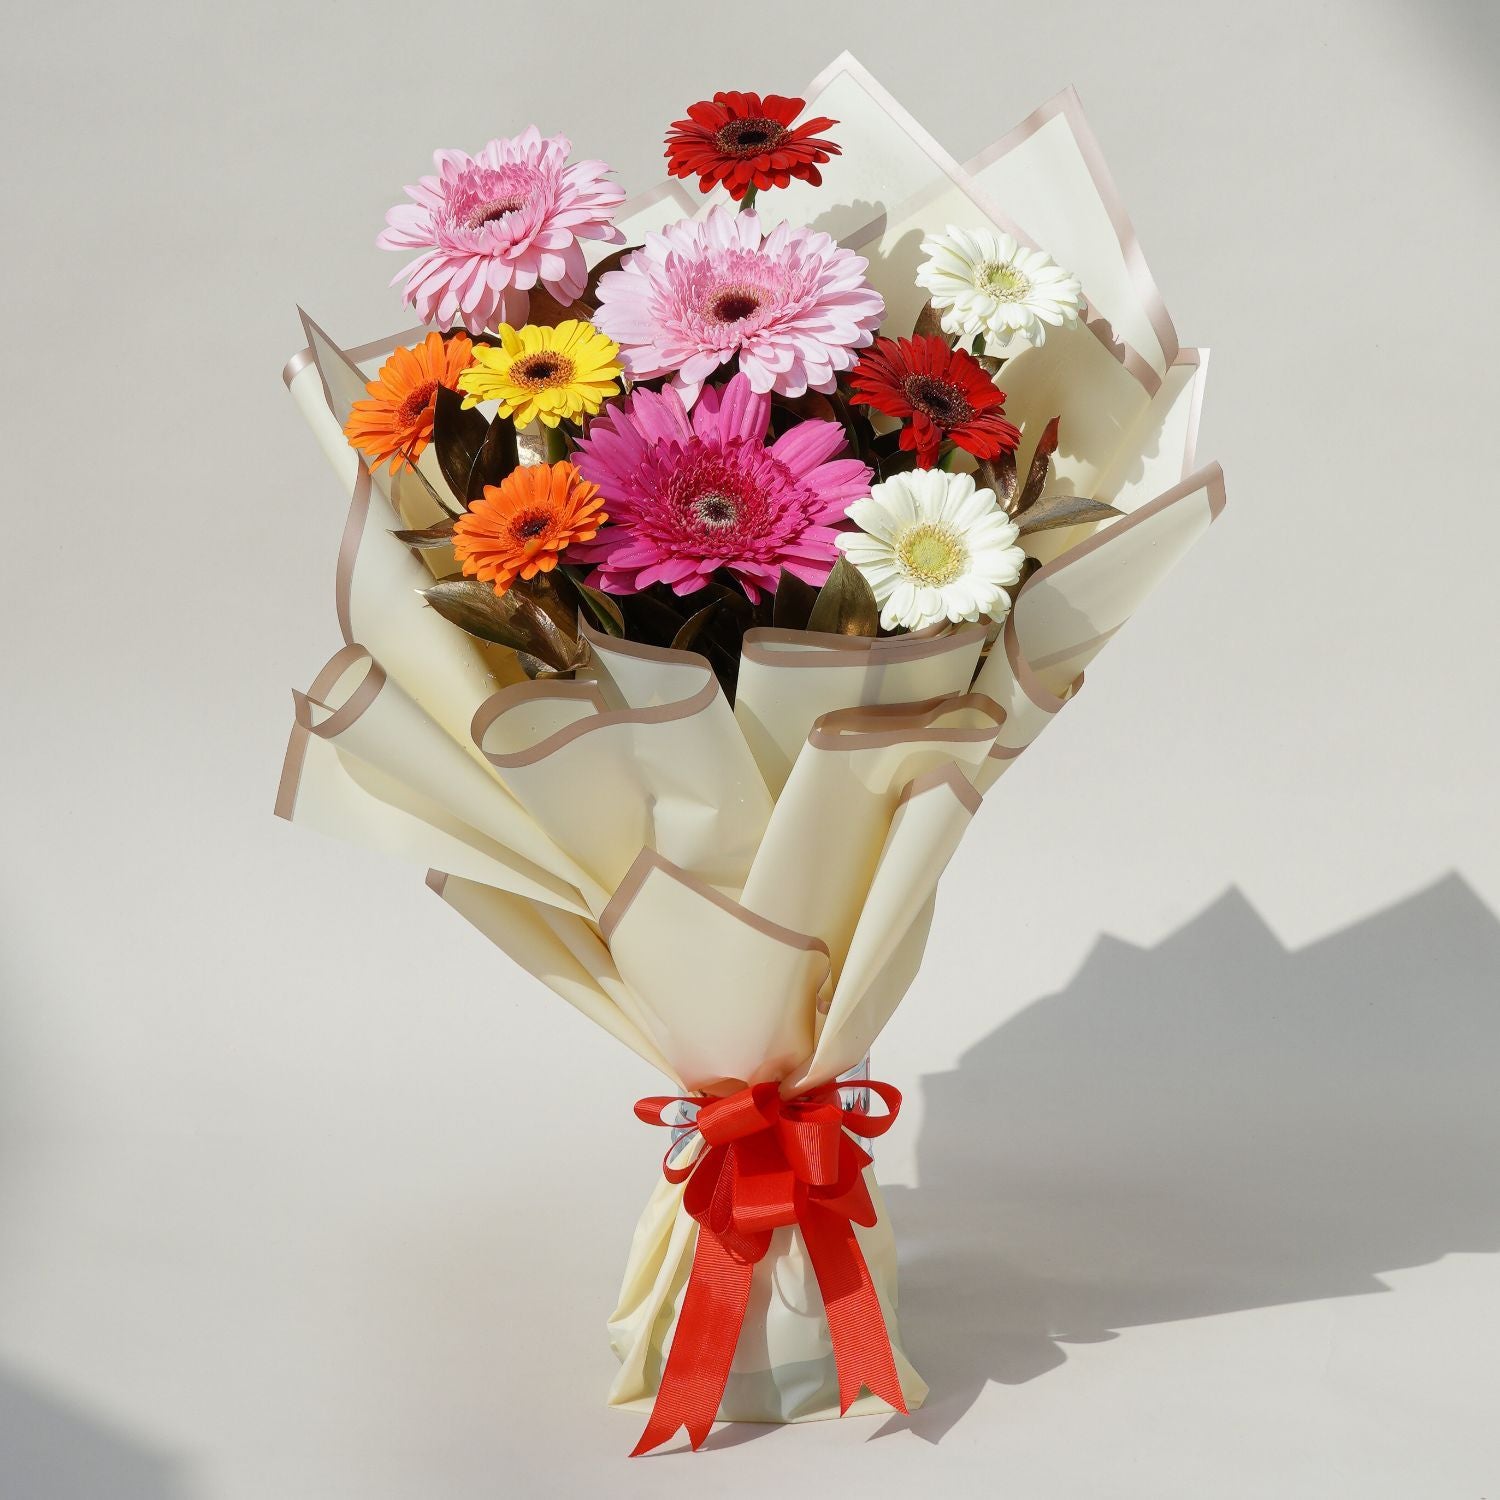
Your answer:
[2,1,1497,1495]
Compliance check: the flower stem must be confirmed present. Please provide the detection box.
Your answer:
[544,424,569,463]
[738,185,758,214]
[972,333,987,357]
[939,445,961,471]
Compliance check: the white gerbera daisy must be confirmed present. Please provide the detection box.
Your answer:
[915,226,1084,350]
[837,468,1026,632]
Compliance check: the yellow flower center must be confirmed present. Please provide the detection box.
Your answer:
[896,523,968,586]
[511,352,576,391]
[977,262,1032,302]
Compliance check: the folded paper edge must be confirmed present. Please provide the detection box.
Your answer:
[599,847,833,967]
[959,82,1180,376]
[807,691,1005,751]
[803,54,1171,395]
[740,621,984,667]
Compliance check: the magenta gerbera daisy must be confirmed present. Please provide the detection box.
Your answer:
[377,129,625,333]
[591,205,885,406]
[569,373,872,601]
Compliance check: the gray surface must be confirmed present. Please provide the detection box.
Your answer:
[3,1,1498,1495]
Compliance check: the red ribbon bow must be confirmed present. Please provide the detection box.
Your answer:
[630,1077,908,1455]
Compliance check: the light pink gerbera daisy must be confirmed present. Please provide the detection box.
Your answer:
[591,205,885,406]
[569,373,872,601]
[377,129,625,334]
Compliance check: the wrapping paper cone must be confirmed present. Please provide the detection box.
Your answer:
[972,464,1226,789]
[739,694,1003,978]
[599,852,828,1091]
[794,769,980,1089]
[733,624,986,795]
[284,644,603,916]
[276,648,584,908]
[471,628,772,896]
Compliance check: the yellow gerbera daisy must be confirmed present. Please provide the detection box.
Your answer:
[457,319,622,429]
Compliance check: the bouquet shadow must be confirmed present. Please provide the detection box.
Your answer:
[880,875,1500,1442]
[0,1363,193,1500]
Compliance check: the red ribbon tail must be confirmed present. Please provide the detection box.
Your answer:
[801,1200,908,1417]
[631,1227,755,1456]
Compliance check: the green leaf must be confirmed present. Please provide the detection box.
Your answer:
[1014,494,1123,535]
[563,571,626,636]
[772,569,818,631]
[806,557,879,637]
[421,578,583,671]
[465,415,520,502]
[432,387,490,504]
[392,516,458,548]
[1016,416,1061,515]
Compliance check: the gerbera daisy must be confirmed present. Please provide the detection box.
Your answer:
[569,373,871,601]
[664,91,839,202]
[457,320,622,429]
[451,461,607,595]
[915,227,1084,350]
[850,335,1022,470]
[592,205,884,406]
[378,129,625,334]
[836,469,1026,632]
[342,331,475,473]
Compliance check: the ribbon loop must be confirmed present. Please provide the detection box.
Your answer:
[630,1077,908,1455]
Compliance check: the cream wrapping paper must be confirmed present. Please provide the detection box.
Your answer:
[471,628,773,897]
[733,624,986,795]
[276,57,1228,1435]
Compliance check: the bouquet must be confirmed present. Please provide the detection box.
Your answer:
[275,53,1225,1455]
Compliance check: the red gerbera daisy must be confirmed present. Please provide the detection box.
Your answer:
[664,92,840,202]
[849,336,1022,471]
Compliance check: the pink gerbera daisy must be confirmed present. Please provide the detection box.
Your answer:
[569,373,872,601]
[377,129,625,333]
[591,205,885,406]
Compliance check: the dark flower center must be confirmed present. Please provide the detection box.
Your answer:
[714,117,787,156]
[512,353,574,389]
[512,509,551,540]
[466,193,528,229]
[693,492,738,528]
[395,380,439,427]
[707,286,763,323]
[903,374,972,426]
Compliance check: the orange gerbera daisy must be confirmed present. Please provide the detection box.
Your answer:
[451,461,608,595]
[342,331,474,472]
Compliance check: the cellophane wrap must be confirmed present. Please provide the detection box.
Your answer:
[276,53,1225,1426]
